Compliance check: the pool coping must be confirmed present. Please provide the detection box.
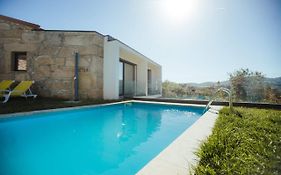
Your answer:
[0,100,221,175]
[0,100,132,119]
[0,100,207,119]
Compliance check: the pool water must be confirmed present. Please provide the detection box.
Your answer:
[0,102,203,175]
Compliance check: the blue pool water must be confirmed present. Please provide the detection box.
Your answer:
[0,102,203,175]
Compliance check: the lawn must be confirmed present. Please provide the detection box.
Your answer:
[194,107,281,175]
[0,97,123,114]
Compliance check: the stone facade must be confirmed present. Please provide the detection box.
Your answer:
[0,18,104,99]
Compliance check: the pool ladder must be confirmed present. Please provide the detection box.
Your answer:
[203,87,233,113]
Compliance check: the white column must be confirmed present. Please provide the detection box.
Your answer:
[136,61,148,96]
[103,37,120,99]
[159,66,162,95]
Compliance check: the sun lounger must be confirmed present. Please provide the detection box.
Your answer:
[1,81,37,103]
[0,80,15,94]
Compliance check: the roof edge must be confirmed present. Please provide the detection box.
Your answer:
[0,15,42,30]
[105,35,161,67]
[39,29,104,36]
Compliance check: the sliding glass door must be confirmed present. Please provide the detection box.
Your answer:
[119,62,124,96]
[119,60,136,97]
[147,69,152,95]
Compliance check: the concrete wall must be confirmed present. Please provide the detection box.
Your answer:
[0,19,104,99]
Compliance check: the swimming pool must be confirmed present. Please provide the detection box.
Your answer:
[0,102,204,175]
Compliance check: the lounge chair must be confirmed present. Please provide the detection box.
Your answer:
[1,81,37,103]
[0,80,15,94]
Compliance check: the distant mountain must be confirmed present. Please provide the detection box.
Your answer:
[184,80,230,87]
[183,77,281,89]
[264,77,281,90]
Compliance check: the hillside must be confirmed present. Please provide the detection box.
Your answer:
[183,77,281,90]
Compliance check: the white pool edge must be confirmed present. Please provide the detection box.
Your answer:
[0,100,207,119]
[0,100,133,119]
[136,105,222,175]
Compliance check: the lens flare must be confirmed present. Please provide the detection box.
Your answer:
[160,0,198,24]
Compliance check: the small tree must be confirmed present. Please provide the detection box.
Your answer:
[229,68,265,102]
[245,71,265,102]
[162,80,181,97]
[229,69,249,101]
[264,86,281,103]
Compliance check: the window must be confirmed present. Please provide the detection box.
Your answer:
[12,52,27,71]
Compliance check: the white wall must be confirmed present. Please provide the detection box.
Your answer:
[120,48,148,96]
[148,63,162,95]
[137,61,148,96]
[103,37,119,99]
[104,37,162,99]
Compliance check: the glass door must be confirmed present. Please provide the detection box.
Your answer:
[119,62,124,96]
[119,60,136,97]
[148,69,152,95]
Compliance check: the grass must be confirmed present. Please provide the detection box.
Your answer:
[0,97,123,114]
[194,107,281,175]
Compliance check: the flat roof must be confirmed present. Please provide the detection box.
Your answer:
[106,35,161,67]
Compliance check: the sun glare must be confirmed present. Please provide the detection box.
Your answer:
[160,0,198,24]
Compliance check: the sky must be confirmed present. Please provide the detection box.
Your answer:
[1,0,281,83]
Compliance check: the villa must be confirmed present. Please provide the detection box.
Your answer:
[0,11,280,175]
[0,15,162,100]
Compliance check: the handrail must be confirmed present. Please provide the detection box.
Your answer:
[203,87,233,113]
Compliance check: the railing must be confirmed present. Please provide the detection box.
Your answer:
[204,87,233,113]
[124,80,136,97]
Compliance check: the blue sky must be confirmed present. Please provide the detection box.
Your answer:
[1,0,280,83]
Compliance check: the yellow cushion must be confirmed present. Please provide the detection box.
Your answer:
[0,80,14,91]
[11,81,34,96]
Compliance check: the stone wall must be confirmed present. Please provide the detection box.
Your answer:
[0,19,104,99]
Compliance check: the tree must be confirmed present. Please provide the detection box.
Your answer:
[229,68,265,102]
[264,86,281,103]
[229,69,249,101]
[162,80,179,97]
[246,71,265,101]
